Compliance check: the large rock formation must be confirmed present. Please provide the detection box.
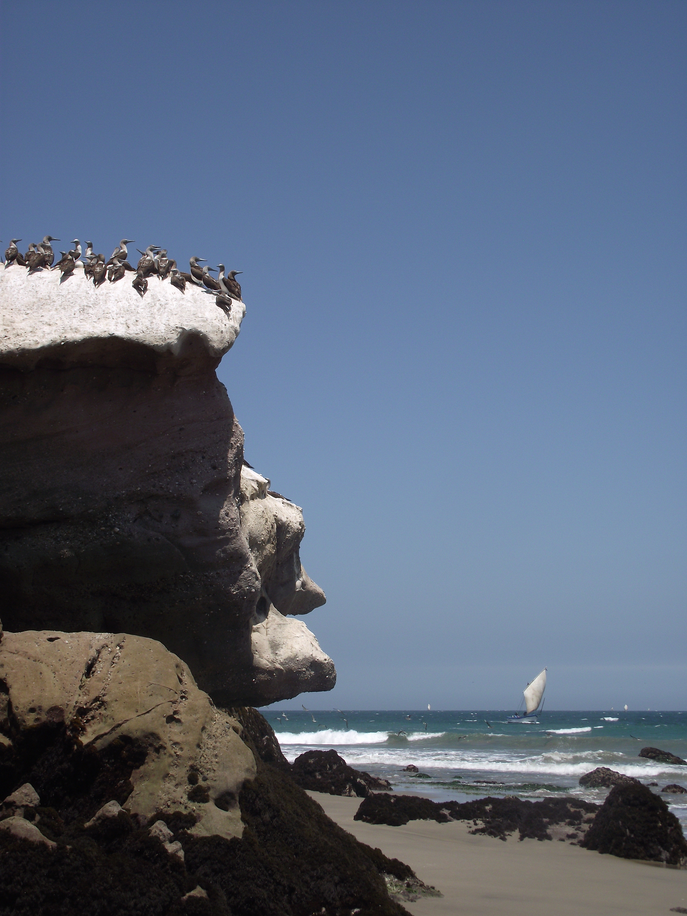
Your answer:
[0,628,255,838]
[0,263,334,706]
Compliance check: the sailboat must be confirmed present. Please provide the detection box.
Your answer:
[507,668,547,722]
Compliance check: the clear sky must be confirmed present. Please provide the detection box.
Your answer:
[2,1,685,710]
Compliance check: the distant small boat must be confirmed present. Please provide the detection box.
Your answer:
[507,668,547,723]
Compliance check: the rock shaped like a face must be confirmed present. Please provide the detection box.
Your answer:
[0,264,334,705]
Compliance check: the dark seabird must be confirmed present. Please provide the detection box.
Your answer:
[25,243,47,272]
[107,257,135,282]
[169,268,186,293]
[215,292,233,315]
[67,239,82,262]
[156,249,171,279]
[107,239,134,266]
[189,256,208,286]
[132,271,148,297]
[4,240,24,267]
[83,241,95,276]
[136,245,159,277]
[179,269,198,286]
[38,236,59,268]
[222,270,243,301]
[201,265,221,291]
[91,256,107,287]
[53,251,76,281]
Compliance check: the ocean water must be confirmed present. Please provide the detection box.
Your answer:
[268,709,687,834]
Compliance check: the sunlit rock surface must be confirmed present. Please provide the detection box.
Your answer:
[0,264,334,705]
[0,629,256,838]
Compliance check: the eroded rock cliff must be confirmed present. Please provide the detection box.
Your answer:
[0,263,334,706]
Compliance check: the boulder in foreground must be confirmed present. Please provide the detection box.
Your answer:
[581,781,687,866]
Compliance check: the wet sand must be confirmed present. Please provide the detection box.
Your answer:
[309,791,687,916]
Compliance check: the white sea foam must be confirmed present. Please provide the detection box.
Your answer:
[601,717,619,721]
[546,727,593,735]
[277,729,390,746]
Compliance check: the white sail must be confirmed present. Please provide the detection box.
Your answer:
[523,668,547,715]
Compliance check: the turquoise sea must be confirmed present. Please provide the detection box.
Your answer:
[267,709,687,835]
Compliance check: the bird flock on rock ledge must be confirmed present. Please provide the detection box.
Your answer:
[2,236,242,316]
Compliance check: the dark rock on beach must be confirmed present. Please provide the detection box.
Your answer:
[579,767,639,788]
[355,792,597,842]
[639,747,687,766]
[0,706,413,916]
[291,749,392,798]
[581,781,687,866]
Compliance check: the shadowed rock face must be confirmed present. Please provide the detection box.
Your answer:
[0,265,334,705]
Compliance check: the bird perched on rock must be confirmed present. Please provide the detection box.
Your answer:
[169,268,186,293]
[4,239,24,267]
[132,271,148,297]
[136,245,159,277]
[107,257,135,282]
[24,243,45,272]
[220,269,243,301]
[67,239,82,262]
[200,265,221,292]
[53,250,76,281]
[215,292,233,316]
[82,241,95,277]
[107,239,134,266]
[156,249,171,279]
[188,256,208,286]
[37,236,59,268]
[90,255,107,287]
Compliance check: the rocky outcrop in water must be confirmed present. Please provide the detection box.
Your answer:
[639,747,686,766]
[290,749,392,797]
[0,264,333,706]
[579,767,638,788]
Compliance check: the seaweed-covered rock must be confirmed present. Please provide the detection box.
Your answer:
[639,747,686,765]
[226,706,291,771]
[0,706,415,915]
[579,767,638,788]
[581,781,687,865]
[291,749,391,797]
[356,793,451,826]
[184,753,411,916]
[355,792,597,841]
[662,784,687,794]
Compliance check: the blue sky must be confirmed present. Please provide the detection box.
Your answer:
[2,1,685,709]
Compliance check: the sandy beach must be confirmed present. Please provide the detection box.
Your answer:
[310,791,687,916]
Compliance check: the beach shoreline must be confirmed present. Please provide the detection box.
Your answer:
[309,791,687,916]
